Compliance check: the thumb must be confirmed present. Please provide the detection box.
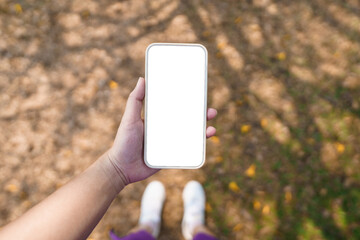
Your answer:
[123,77,145,123]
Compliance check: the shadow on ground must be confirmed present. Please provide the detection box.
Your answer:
[0,0,359,239]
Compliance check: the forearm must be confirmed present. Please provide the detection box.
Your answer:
[0,152,124,240]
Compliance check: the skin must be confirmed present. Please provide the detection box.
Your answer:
[0,77,217,240]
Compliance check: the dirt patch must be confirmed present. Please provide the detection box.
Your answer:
[1,0,360,239]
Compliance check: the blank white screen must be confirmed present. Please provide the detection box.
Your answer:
[145,44,207,168]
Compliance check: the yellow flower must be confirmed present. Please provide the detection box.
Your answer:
[260,118,268,128]
[109,80,118,89]
[5,183,19,193]
[335,142,345,154]
[232,223,243,232]
[229,181,240,193]
[262,204,270,215]
[210,136,220,144]
[234,17,242,24]
[14,3,23,14]
[253,200,261,210]
[245,164,256,177]
[285,191,292,203]
[276,52,286,61]
[241,124,251,133]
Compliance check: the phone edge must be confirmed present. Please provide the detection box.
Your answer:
[143,43,208,169]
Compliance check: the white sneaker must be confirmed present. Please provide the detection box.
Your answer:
[182,181,206,240]
[138,181,166,238]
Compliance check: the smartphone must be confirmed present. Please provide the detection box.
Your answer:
[144,43,208,169]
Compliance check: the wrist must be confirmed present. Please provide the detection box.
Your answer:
[98,150,128,194]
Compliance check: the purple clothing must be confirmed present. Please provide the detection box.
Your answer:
[193,232,218,240]
[109,230,218,240]
[109,230,154,240]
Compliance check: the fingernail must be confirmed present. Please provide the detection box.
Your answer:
[135,77,142,86]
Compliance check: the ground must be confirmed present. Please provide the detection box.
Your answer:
[1,0,360,239]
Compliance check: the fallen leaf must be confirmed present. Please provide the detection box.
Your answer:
[109,80,118,89]
[276,52,286,61]
[234,17,242,24]
[306,138,315,145]
[281,34,291,41]
[285,191,292,203]
[202,30,211,38]
[320,188,327,196]
[217,42,226,50]
[236,100,243,106]
[229,181,240,193]
[241,124,251,133]
[215,156,224,163]
[253,200,261,210]
[260,118,268,128]
[335,142,345,154]
[81,10,90,19]
[19,191,28,200]
[104,224,114,236]
[232,223,243,232]
[216,52,223,59]
[206,202,213,213]
[245,164,256,177]
[333,52,340,58]
[14,3,22,14]
[210,136,220,144]
[5,183,19,193]
[21,200,32,209]
[262,204,270,215]
[243,94,249,102]
[64,149,72,157]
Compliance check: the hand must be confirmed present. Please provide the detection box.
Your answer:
[106,77,217,187]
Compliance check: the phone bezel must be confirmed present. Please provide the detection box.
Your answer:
[144,43,208,169]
